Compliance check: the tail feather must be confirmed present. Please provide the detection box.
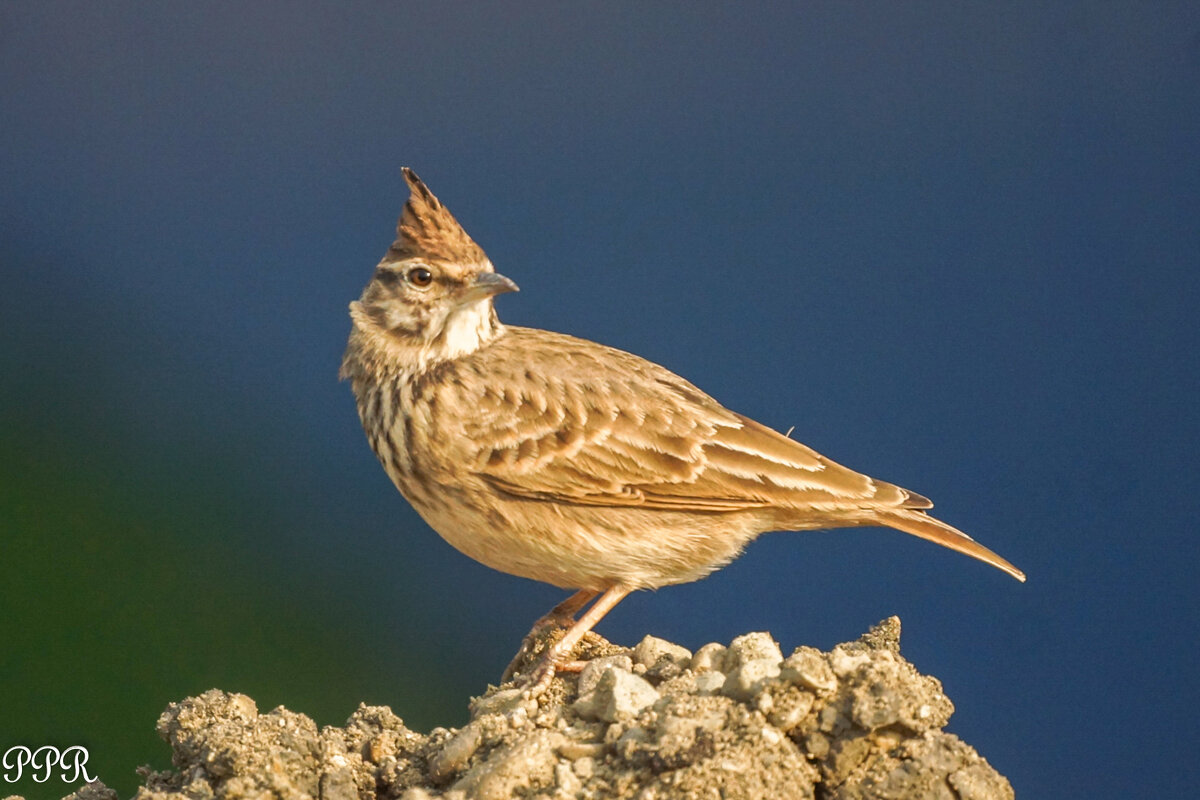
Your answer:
[873,509,1026,582]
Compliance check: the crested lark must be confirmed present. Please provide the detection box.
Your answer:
[341,169,1025,695]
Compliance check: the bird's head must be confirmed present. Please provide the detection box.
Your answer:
[350,168,518,363]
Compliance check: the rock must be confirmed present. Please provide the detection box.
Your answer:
[830,646,874,677]
[694,670,727,693]
[427,722,483,782]
[722,657,783,701]
[63,782,117,800]
[840,649,954,734]
[469,687,533,718]
[724,632,783,670]
[451,730,566,800]
[573,667,660,722]
[398,788,434,800]
[826,731,1014,800]
[858,616,902,652]
[575,654,635,696]
[632,635,692,681]
[81,620,1010,800]
[781,646,838,694]
[317,767,359,800]
[571,755,595,779]
[690,642,728,672]
[552,760,582,796]
[149,690,322,798]
[760,684,816,732]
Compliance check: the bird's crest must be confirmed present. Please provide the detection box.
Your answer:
[384,168,489,266]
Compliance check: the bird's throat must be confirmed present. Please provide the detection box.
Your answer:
[345,298,503,380]
[438,300,502,361]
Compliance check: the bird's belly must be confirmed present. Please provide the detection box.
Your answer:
[408,490,766,591]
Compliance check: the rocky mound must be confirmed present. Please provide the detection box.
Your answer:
[47,618,1013,800]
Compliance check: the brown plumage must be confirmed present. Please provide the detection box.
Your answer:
[341,168,1025,694]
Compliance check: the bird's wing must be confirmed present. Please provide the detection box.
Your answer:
[435,328,927,513]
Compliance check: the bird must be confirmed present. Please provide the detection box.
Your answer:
[340,168,1025,696]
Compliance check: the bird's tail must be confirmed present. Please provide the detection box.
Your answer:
[871,508,1026,582]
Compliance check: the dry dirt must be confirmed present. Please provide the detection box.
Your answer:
[33,618,1014,800]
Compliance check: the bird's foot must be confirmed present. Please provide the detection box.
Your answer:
[513,644,606,699]
[519,653,559,698]
[501,594,595,683]
[502,617,567,683]
[503,587,627,691]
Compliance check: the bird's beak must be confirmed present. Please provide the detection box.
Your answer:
[462,271,519,303]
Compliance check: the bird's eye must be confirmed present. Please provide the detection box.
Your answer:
[407,266,433,288]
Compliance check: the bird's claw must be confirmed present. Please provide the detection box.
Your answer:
[518,656,558,698]
[501,611,577,683]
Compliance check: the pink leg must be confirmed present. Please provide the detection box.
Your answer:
[531,589,599,632]
[523,585,632,697]
[501,589,599,682]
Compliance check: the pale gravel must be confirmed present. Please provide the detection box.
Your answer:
[40,617,1014,800]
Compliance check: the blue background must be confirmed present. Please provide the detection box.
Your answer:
[3,4,1198,798]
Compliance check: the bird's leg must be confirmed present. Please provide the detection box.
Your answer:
[521,585,632,698]
[531,589,600,635]
[502,589,598,682]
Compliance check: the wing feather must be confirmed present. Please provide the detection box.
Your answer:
[434,328,925,515]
